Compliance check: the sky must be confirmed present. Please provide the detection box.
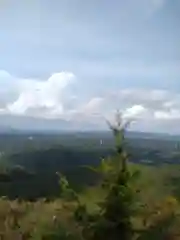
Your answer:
[0,0,180,133]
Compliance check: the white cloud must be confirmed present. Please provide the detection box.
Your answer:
[123,105,147,119]
[80,97,104,114]
[154,109,180,120]
[58,97,105,124]
[0,71,105,122]
[4,72,75,116]
[108,88,178,111]
[0,70,180,132]
[100,88,180,132]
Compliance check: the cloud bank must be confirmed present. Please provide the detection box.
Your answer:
[0,70,180,133]
[0,71,75,117]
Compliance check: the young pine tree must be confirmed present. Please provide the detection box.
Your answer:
[60,111,140,240]
[82,112,136,240]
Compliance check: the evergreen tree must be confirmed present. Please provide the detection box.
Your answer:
[60,111,140,240]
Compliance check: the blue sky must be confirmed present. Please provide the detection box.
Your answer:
[0,0,180,132]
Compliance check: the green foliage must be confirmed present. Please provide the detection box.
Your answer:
[59,112,140,240]
[59,173,79,202]
[58,112,180,239]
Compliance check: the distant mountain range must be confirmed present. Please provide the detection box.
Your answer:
[0,114,179,141]
[125,131,180,141]
[0,114,101,132]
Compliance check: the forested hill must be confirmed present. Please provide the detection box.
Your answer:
[5,145,114,173]
[0,145,114,200]
[0,131,179,200]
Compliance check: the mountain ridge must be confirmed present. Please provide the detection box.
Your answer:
[0,114,179,140]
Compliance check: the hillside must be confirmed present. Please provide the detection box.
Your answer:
[0,131,179,200]
[0,129,180,239]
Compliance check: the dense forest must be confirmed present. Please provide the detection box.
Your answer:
[0,131,180,200]
[0,116,180,239]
